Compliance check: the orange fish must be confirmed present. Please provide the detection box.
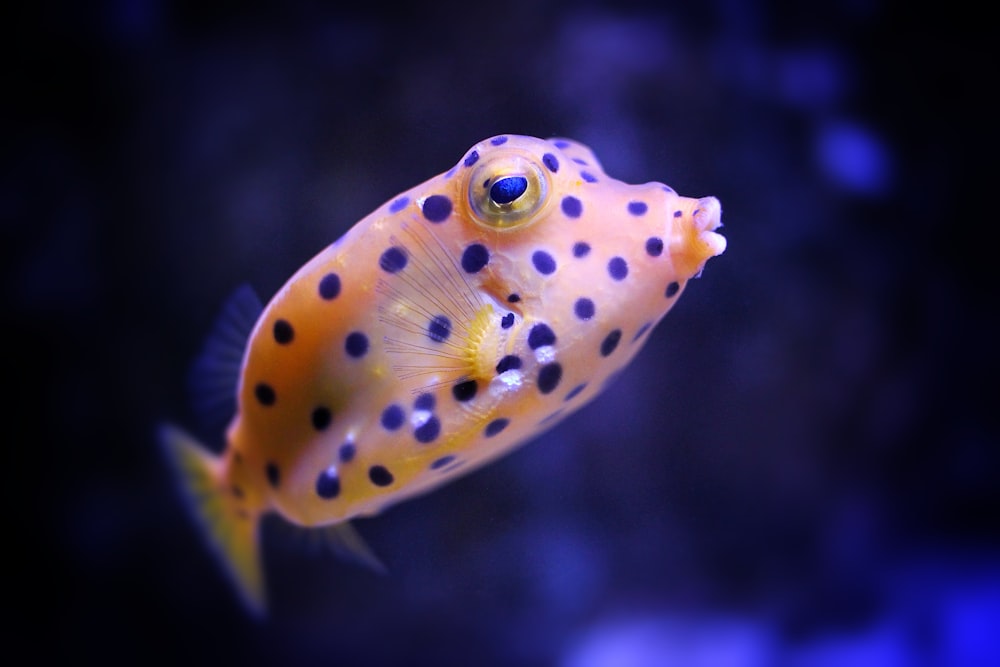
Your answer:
[161,134,726,613]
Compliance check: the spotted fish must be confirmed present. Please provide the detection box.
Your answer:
[161,134,726,613]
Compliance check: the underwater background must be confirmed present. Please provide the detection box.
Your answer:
[8,1,996,665]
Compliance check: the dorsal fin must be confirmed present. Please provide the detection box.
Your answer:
[187,284,263,433]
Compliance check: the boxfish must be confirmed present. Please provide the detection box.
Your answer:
[160,134,726,614]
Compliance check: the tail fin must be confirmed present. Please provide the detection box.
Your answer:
[159,424,266,616]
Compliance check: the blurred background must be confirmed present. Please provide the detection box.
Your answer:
[7,1,996,665]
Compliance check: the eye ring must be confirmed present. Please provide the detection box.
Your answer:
[468,154,549,229]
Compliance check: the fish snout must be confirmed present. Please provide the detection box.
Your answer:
[669,195,726,278]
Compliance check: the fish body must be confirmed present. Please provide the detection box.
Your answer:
[162,134,725,613]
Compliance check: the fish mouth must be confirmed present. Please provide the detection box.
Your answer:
[693,196,727,258]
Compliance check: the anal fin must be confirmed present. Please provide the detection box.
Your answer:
[320,522,387,575]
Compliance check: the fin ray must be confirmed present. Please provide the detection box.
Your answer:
[187,285,263,433]
[321,522,387,575]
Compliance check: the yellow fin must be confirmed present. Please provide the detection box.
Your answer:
[159,424,266,616]
[378,220,498,389]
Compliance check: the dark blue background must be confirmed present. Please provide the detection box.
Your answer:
[8,2,996,665]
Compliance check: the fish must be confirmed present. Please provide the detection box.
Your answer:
[160,134,726,614]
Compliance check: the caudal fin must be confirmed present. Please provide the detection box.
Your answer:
[159,424,266,615]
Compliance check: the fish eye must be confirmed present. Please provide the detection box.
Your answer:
[489,176,528,205]
[468,155,549,230]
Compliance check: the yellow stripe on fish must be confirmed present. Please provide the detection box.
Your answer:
[161,134,726,614]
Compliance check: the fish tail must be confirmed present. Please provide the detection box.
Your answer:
[159,424,267,616]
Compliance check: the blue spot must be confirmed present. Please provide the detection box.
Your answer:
[673,210,683,218]
[574,298,595,321]
[508,293,521,303]
[490,176,528,204]
[490,136,508,146]
[461,243,489,273]
[608,256,629,281]
[552,140,570,148]
[388,196,409,213]
[565,383,587,401]
[379,246,408,273]
[369,465,393,487]
[561,196,582,218]
[452,379,477,402]
[381,404,404,431]
[601,329,622,357]
[532,250,557,275]
[581,171,598,183]
[496,355,522,374]
[542,153,559,172]
[414,415,441,444]
[464,150,479,167]
[528,323,556,349]
[662,185,674,193]
[628,201,648,216]
[646,237,664,256]
[345,331,369,358]
[318,273,341,300]
[414,393,435,411]
[315,467,341,499]
[422,195,452,222]
[665,282,680,298]
[573,157,588,165]
[428,315,451,342]
[338,442,356,463]
[501,313,514,329]
[537,363,562,394]
[485,418,509,437]
[573,242,590,258]
[431,455,455,469]
[266,462,279,488]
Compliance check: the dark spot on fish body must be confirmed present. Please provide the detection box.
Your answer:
[255,383,276,406]
[537,363,562,394]
[414,416,441,444]
[608,257,629,281]
[318,272,341,300]
[379,246,408,273]
[601,330,622,357]
[311,406,332,431]
[452,379,477,402]
[422,195,452,223]
[369,465,394,487]
[427,315,451,343]
[339,442,356,463]
[273,319,294,344]
[430,455,455,470]
[266,462,280,488]
[496,355,522,374]
[381,404,405,431]
[461,243,489,273]
[484,418,509,437]
[316,468,341,499]
[345,331,369,358]
[528,323,556,349]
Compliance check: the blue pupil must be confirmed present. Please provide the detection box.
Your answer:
[490,176,528,205]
